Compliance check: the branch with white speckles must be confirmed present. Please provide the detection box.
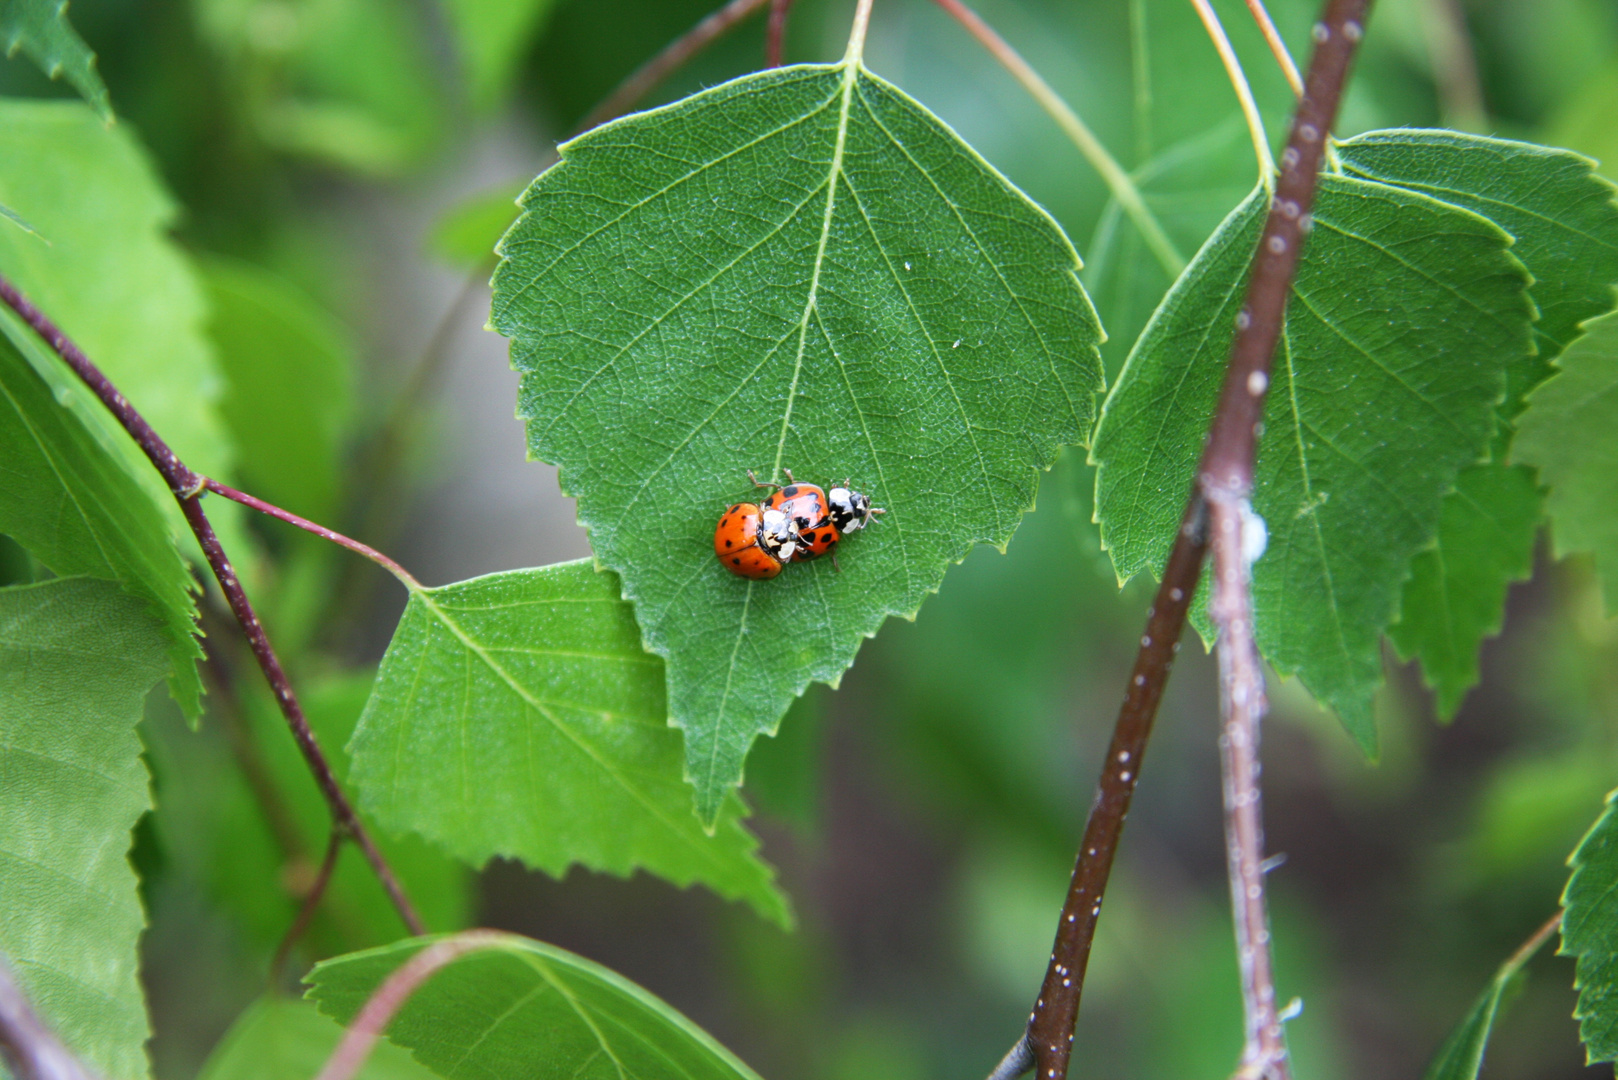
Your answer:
[995,2,1371,1078]
[0,274,425,940]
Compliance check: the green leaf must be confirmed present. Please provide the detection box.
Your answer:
[427,179,525,268]
[0,99,234,489]
[0,96,257,635]
[198,996,436,1080]
[1514,310,1618,614]
[143,668,470,962]
[1386,464,1543,718]
[0,576,170,1079]
[1420,945,1540,1080]
[441,0,558,112]
[0,0,112,119]
[1092,176,1534,752]
[1338,132,1618,717]
[1340,131,1618,409]
[0,325,202,714]
[308,934,765,1080]
[202,258,355,521]
[1561,789,1618,1064]
[491,62,1103,821]
[348,560,788,925]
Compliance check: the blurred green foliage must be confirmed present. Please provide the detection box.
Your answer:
[0,0,1615,1077]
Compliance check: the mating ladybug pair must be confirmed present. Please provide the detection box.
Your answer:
[714,470,884,579]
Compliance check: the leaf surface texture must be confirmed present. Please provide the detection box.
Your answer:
[309,934,766,1080]
[0,577,169,1078]
[491,63,1103,819]
[348,560,787,923]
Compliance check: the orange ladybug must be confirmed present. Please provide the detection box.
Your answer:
[755,471,838,563]
[714,502,792,579]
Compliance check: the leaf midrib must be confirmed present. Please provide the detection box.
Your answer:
[410,589,730,868]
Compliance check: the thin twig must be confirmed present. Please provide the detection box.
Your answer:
[202,627,309,863]
[1506,911,1563,973]
[930,0,1185,279]
[0,274,425,939]
[271,827,345,982]
[1198,3,1370,1077]
[1209,496,1283,1079]
[206,480,420,589]
[1419,0,1485,132]
[575,0,773,135]
[1246,0,1304,96]
[0,956,102,1080]
[1189,0,1275,181]
[313,931,515,1080]
[1020,497,1209,1080]
[1004,3,1370,1079]
[766,0,798,67]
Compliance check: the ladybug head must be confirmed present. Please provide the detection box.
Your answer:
[828,486,875,532]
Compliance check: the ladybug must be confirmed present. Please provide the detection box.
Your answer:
[827,482,884,532]
[751,469,838,563]
[713,502,800,579]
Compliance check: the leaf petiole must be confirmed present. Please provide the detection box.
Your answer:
[930,0,1186,279]
[1189,0,1276,184]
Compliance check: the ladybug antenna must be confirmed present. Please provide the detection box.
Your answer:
[748,469,781,492]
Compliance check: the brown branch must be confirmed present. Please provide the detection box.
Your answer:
[1009,3,1371,1079]
[313,931,515,1080]
[0,274,425,938]
[271,826,346,981]
[0,956,102,1080]
[574,0,773,136]
[765,0,798,67]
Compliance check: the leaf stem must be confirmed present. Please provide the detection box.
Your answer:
[0,273,426,939]
[0,956,102,1080]
[766,0,798,67]
[1246,0,1304,96]
[845,0,875,62]
[313,931,517,1080]
[929,0,1186,279]
[1419,0,1486,132]
[1129,0,1152,164]
[575,0,774,135]
[205,480,421,590]
[1189,0,1276,183]
[1006,3,1369,1078]
[271,826,344,982]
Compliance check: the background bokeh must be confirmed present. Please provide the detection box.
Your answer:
[4,0,1616,1076]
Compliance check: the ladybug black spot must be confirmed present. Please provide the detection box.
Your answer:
[725,539,733,548]
[732,557,741,566]
[804,531,818,542]
[782,485,798,497]
[730,505,739,513]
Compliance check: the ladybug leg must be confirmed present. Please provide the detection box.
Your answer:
[783,467,795,484]
[747,469,781,492]
[831,552,842,573]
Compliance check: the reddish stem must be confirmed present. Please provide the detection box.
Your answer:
[204,480,419,589]
[313,932,515,1080]
[766,0,798,67]
[271,826,345,981]
[0,274,424,939]
[574,0,773,135]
